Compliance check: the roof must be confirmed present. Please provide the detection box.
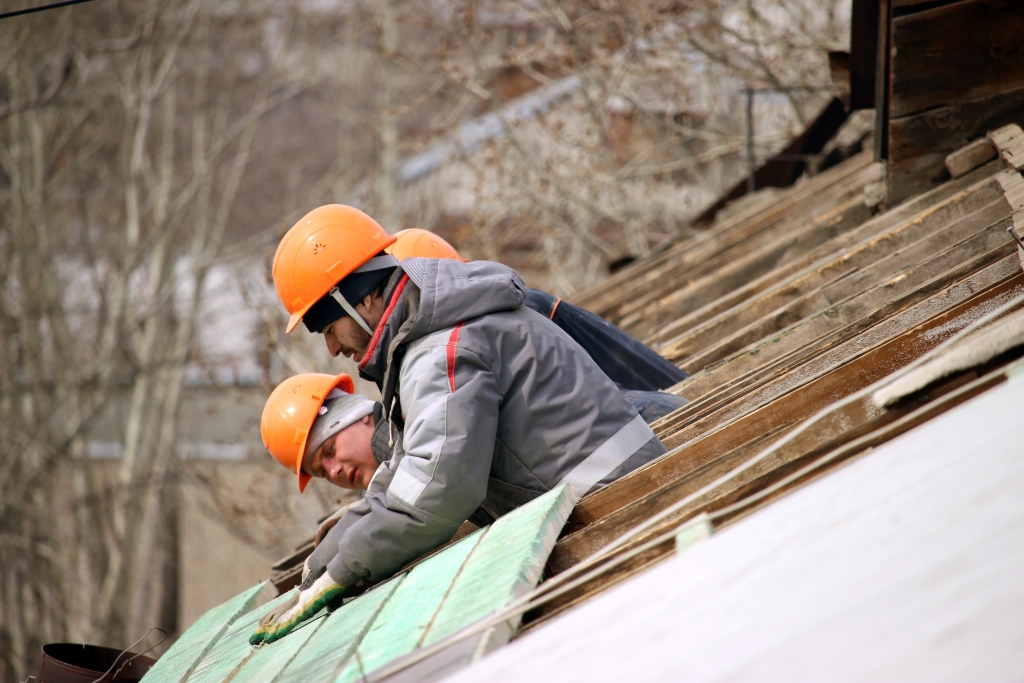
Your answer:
[140,484,576,683]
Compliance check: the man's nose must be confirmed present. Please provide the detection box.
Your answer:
[324,334,341,357]
[326,459,344,479]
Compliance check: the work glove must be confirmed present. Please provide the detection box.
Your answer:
[249,571,345,645]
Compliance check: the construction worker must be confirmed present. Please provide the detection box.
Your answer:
[387,229,688,422]
[252,204,669,645]
[260,373,379,495]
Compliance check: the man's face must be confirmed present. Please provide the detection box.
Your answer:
[321,293,384,360]
[307,415,377,490]
[322,316,372,360]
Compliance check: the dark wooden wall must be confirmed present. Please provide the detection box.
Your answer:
[885,0,1024,203]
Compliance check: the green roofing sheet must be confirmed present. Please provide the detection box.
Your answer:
[140,583,264,683]
[142,483,576,683]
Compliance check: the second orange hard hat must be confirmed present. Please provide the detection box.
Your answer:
[261,372,354,492]
[386,228,465,262]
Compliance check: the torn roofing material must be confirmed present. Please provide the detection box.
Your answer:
[141,483,577,683]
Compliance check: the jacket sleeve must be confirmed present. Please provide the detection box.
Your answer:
[323,328,500,588]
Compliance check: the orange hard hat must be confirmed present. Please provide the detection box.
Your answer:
[273,205,397,334]
[386,228,465,262]
[261,372,354,492]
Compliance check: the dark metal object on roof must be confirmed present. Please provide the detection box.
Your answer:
[37,644,156,683]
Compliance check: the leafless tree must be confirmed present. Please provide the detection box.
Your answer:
[0,1,316,677]
[338,0,848,295]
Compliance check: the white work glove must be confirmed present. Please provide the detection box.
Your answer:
[249,571,345,645]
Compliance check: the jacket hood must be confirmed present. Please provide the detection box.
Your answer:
[358,258,526,388]
[400,257,526,340]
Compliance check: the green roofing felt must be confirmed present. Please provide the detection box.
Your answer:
[139,583,264,683]
[344,528,485,679]
[423,483,577,645]
[274,579,402,683]
[142,483,576,683]
[186,590,300,683]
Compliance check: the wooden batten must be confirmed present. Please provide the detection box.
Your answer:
[567,259,1023,542]
[945,139,997,179]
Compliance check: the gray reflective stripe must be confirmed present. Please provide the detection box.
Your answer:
[354,254,399,273]
[330,287,375,335]
[389,463,428,506]
[559,415,654,496]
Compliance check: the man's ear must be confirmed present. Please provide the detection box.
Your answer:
[362,413,374,428]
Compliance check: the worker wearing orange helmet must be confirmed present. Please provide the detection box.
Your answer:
[254,204,670,645]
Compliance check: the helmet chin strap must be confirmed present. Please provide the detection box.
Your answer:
[330,287,375,336]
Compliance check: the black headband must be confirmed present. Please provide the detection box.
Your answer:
[302,260,398,333]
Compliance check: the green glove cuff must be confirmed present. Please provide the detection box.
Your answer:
[249,576,345,646]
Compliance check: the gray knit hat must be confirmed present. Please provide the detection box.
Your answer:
[301,388,376,474]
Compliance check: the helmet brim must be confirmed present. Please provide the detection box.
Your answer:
[286,310,304,334]
[293,372,355,492]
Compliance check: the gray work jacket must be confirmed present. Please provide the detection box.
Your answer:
[307,258,666,589]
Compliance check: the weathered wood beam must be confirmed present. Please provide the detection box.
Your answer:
[648,160,1001,349]
[660,168,1006,366]
[579,262,1024,526]
[575,153,874,321]
[676,198,1013,377]
[890,0,1024,120]
[620,196,872,340]
[660,262,1023,452]
[662,230,1013,425]
[608,161,878,332]
[888,86,1024,203]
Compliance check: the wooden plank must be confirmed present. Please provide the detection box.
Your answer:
[552,424,794,571]
[184,589,301,683]
[677,198,1012,377]
[661,265,1024,453]
[989,123,1024,170]
[621,196,873,341]
[574,153,874,321]
[888,86,1024,203]
[946,139,997,179]
[273,579,403,683]
[657,242,1016,459]
[660,172,1005,366]
[647,160,1000,348]
[608,160,878,332]
[665,226,1013,422]
[139,584,264,683]
[576,263,1024,525]
[889,0,1024,120]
